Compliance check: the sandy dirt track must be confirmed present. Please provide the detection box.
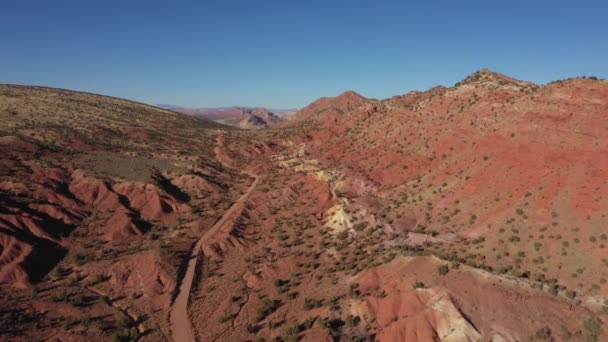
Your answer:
[169,174,258,342]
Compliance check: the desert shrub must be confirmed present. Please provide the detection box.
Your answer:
[304,298,324,310]
[51,290,69,303]
[70,295,84,307]
[54,265,69,278]
[438,265,449,275]
[337,230,349,240]
[274,279,289,287]
[91,273,111,285]
[354,222,369,231]
[72,253,92,266]
[246,323,260,333]
[111,330,138,342]
[116,314,132,328]
[81,314,92,326]
[345,314,360,328]
[534,326,552,340]
[256,299,281,322]
[100,295,111,305]
[219,311,236,323]
[283,323,302,342]
[300,316,317,330]
[584,317,603,342]
[547,285,559,296]
[413,281,426,289]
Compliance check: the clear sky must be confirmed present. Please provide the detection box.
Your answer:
[1,1,607,108]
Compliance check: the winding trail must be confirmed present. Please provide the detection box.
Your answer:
[169,132,258,342]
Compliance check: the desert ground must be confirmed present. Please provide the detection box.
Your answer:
[1,70,608,341]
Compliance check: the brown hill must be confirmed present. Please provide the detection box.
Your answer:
[0,85,250,340]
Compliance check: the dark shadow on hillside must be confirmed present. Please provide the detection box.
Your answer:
[0,221,67,284]
[153,173,191,203]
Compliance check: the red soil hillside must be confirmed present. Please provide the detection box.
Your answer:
[212,70,608,341]
[175,69,608,341]
[290,90,369,123]
[290,70,608,300]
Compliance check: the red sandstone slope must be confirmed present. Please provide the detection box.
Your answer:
[291,70,608,301]
[186,120,606,341]
[290,90,369,123]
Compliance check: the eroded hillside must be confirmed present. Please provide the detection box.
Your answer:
[0,85,251,341]
[275,70,608,340]
[291,71,608,301]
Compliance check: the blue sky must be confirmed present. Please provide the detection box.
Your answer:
[1,1,607,108]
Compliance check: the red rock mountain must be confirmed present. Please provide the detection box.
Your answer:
[291,69,608,296]
[290,90,369,123]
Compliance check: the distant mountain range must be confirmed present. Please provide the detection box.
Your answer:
[157,105,297,129]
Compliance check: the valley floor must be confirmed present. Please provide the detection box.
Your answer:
[181,136,605,342]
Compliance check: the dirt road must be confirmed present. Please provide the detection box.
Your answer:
[169,175,259,342]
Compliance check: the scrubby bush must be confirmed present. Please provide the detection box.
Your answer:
[256,299,281,322]
[534,326,552,340]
